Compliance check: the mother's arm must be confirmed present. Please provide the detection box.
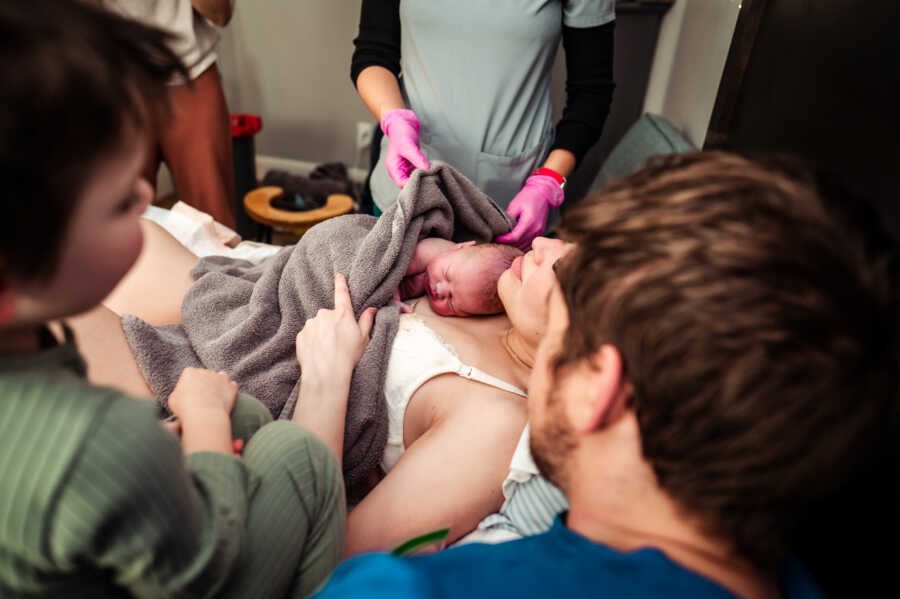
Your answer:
[345,377,527,555]
[295,277,527,556]
[292,274,376,461]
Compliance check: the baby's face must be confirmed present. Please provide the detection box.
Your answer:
[425,246,509,317]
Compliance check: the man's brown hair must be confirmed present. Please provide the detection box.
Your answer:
[555,151,899,569]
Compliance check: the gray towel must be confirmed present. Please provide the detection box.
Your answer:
[122,162,514,488]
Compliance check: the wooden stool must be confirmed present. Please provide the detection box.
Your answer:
[243,186,354,242]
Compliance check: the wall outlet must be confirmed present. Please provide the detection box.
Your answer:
[356,121,376,150]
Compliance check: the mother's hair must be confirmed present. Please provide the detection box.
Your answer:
[554,151,899,573]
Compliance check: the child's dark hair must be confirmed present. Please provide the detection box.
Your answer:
[0,0,187,280]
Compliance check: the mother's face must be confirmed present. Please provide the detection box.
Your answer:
[497,237,574,348]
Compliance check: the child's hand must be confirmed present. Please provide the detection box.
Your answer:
[161,417,245,457]
[168,368,238,456]
[168,367,238,421]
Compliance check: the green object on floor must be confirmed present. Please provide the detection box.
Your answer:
[391,528,450,556]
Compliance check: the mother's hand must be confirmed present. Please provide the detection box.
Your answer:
[296,273,376,383]
[293,274,376,463]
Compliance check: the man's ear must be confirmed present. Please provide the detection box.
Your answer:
[0,259,18,326]
[454,240,477,250]
[568,345,627,434]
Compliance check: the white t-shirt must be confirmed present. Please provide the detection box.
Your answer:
[102,0,227,81]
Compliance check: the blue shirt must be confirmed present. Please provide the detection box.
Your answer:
[315,516,825,598]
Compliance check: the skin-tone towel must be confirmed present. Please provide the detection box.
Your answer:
[122,162,514,489]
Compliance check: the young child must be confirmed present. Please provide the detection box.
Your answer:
[0,2,343,597]
[396,238,523,317]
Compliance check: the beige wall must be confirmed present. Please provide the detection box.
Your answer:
[643,0,741,147]
[217,0,373,167]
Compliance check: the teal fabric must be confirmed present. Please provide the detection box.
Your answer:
[315,516,826,599]
[369,0,615,213]
[589,113,695,192]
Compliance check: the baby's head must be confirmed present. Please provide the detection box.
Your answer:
[425,243,523,317]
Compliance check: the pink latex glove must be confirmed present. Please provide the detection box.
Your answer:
[380,108,430,187]
[495,174,564,251]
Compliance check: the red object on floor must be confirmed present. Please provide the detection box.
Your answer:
[231,113,262,137]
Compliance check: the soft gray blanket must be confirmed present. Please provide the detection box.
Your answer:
[123,162,513,488]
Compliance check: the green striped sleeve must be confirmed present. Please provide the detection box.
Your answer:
[47,395,253,598]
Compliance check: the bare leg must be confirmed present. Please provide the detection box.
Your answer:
[161,63,236,228]
[102,219,198,325]
[67,304,154,398]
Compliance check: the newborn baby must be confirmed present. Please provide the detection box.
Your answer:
[395,238,523,317]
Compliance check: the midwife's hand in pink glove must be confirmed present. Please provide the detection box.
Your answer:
[495,174,565,251]
[381,108,430,187]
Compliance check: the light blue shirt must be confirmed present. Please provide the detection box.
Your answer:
[472,424,568,540]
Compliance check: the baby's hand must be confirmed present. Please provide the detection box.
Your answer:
[398,271,428,300]
[392,289,414,314]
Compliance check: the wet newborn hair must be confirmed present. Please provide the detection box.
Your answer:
[472,243,524,314]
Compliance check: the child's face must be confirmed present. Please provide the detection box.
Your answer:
[425,246,502,317]
[14,129,152,322]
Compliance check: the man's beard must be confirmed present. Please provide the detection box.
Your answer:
[530,379,578,492]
